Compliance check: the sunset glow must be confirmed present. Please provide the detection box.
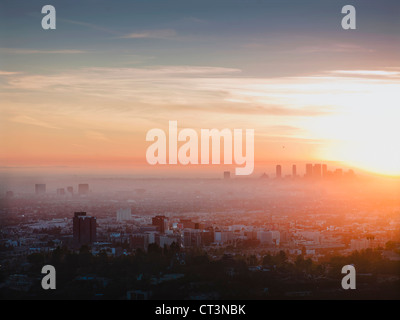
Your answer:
[0,1,399,178]
[1,69,399,176]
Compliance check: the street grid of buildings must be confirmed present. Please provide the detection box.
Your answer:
[1,165,399,295]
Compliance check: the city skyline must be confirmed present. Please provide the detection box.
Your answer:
[1,169,399,300]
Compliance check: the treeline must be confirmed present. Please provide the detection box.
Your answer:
[1,244,399,299]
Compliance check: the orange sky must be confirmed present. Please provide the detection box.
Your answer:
[1,68,399,176]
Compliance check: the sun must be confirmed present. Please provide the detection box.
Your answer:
[299,75,400,176]
[326,139,400,176]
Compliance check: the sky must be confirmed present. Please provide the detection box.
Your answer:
[0,0,399,177]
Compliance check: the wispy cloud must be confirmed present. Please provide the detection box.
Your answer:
[3,66,399,130]
[0,70,21,75]
[10,115,59,129]
[331,70,400,77]
[59,18,119,35]
[294,43,373,54]
[2,65,399,170]
[0,48,88,54]
[0,66,338,119]
[59,18,176,41]
[168,103,330,117]
[85,130,111,142]
[120,29,177,39]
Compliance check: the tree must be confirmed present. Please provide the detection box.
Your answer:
[148,243,162,255]
[385,241,398,250]
[248,255,258,266]
[277,250,288,265]
[262,253,273,266]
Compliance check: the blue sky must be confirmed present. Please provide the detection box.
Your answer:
[1,0,399,75]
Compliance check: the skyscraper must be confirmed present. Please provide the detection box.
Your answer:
[73,212,96,248]
[292,164,297,177]
[78,184,89,195]
[35,184,46,195]
[334,168,343,178]
[224,171,231,179]
[183,229,202,248]
[305,164,313,178]
[130,233,149,252]
[276,165,282,179]
[152,215,168,234]
[322,164,328,177]
[117,208,132,221]
[313,164,322,178]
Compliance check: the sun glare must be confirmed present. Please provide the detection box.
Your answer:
[302,77,400,176]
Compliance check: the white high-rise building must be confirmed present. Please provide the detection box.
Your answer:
[116,208,132,221]
[350,239,370,251]
[257,230,280,245]
[257,231,273,244]
[214,231,233,244]
[271,230,280,245]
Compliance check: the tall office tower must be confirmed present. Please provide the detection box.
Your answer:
[183,229,202,248]
[35,184,46,195]
[313,164,322,178]
[117,208,132,221]
[73,212,96,248]
[292,164,297,177]
[56,188,65,196]
[130,233,149,252]
[78,184,89,195]
[346,169,355,178]
[200,229,214,246]
[305,164,313,178]
[180,219,195,229]
[276,165,282,178]
[152,215,168,234]
[67,186,73,194]
[322,164,328,177]
[223,171,231,179]
[334,168,343,178]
